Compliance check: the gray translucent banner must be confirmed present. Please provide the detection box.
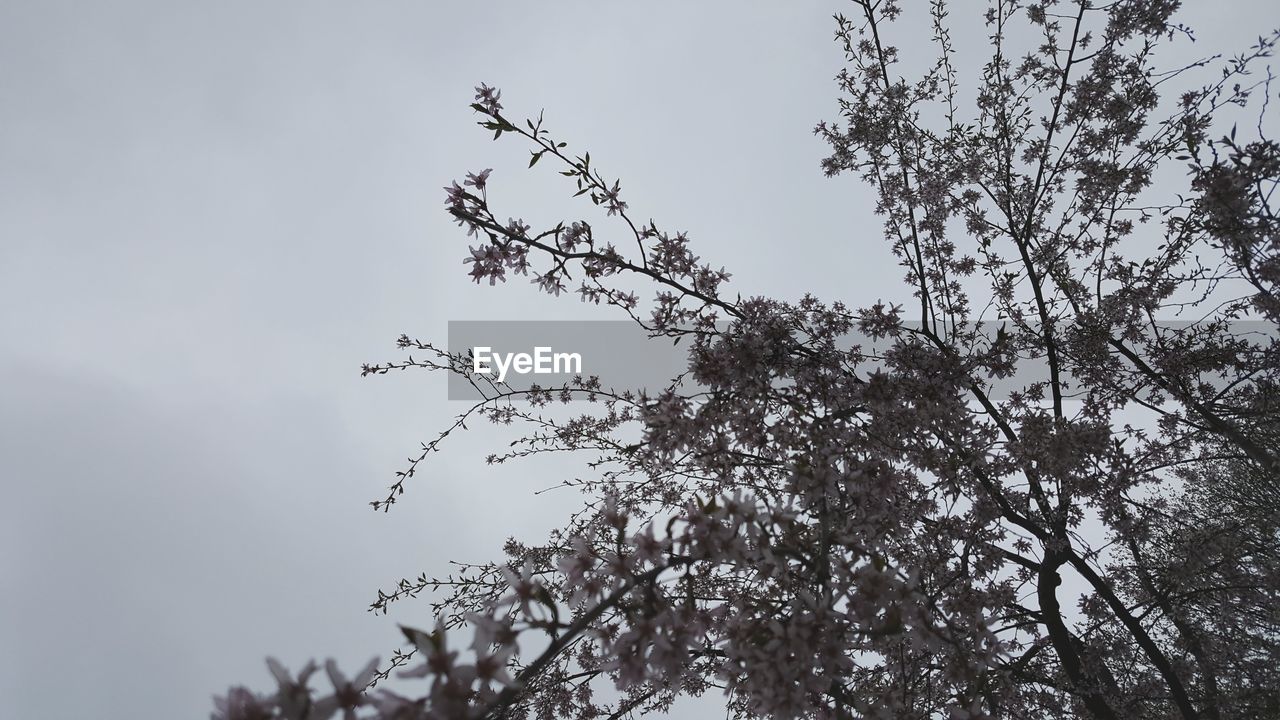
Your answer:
[448,320,691,400]
[446,320,1278,401]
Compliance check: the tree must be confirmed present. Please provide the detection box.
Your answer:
[215,2,1279,718]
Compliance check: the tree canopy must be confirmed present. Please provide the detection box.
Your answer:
[217,2,1279,718]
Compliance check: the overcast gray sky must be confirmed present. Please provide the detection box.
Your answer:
[1,2,1276,718]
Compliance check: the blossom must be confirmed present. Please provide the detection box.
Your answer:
[463,169,492,192]
[398,620,458,680]
[600,179,627,216]
[465,612,518,655]
[532,270,566,296]
[557,221,588,251]
[211,686,275,720]
[556,536,596,588]
[472,640,517,690]
[442,180,467,210]
[495,559,543,616]
[368,689,427,719]
[473,83,502,114]
[463,244,507,285]
[311,657,378,720]
[265,657,319,718]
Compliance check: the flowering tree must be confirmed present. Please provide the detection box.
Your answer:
[216,2,1279,718]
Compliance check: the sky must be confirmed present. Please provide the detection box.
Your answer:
[1,2,1276,718]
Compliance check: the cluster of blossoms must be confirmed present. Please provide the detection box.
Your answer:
[223,2,1280,718]
[439,95,736,332]
[214,658,379,720]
